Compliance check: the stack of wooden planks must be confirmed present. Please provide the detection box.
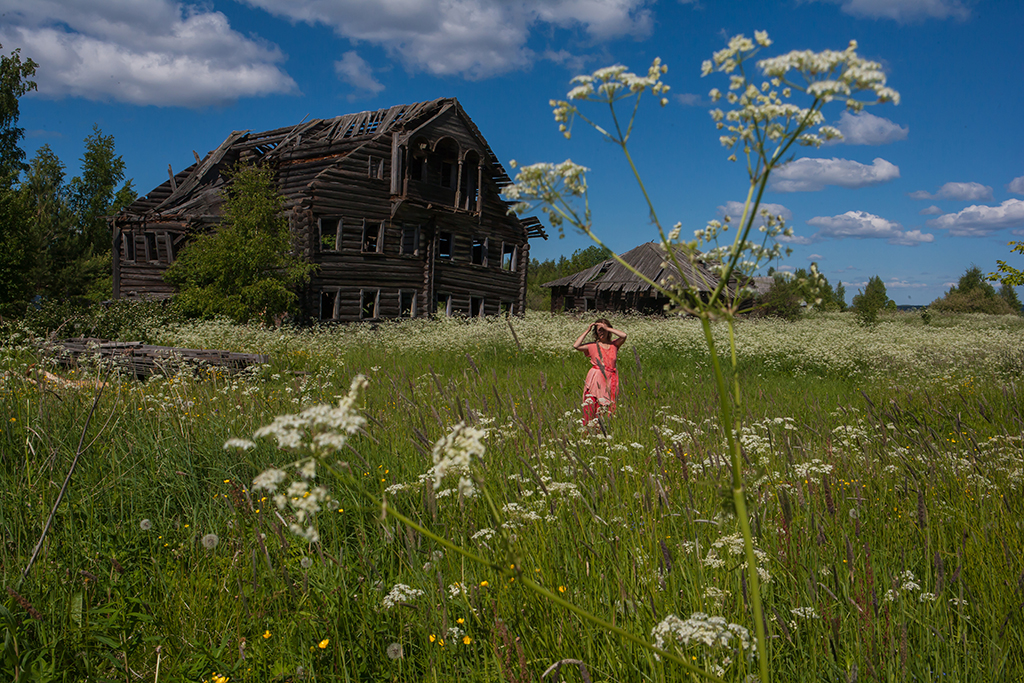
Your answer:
[45,338,270,379]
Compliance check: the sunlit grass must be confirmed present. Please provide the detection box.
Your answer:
[1,311,1021,681]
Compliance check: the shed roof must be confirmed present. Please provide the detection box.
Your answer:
[541,242,721,294]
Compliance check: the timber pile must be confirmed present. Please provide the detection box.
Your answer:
[45,338,269,379]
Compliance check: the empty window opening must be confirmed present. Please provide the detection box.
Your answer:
[434,138,459,189]
[471,237,487,266]
[144,233,158,262]
[320,290,340,321]
[399,290,417,318]
[500,301,514,316]
[319,217,342,251]
[401,225,419,256]
[362,219,383,253]
[435,292,453,317]
[123,232,136,261]
[437,232,453,259]
[563,296,576,311]
[409,138,429,181]
[368,156,384,179]
[360,289,380,320]
[501,243,517,271]
[461,151,481,211]
[584,298,595,311]
[470,297,485,317]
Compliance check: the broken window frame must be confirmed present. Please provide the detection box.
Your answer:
[399,289,417,318]
[400,225,420,256]
[144,233,158,262]
[471,237,488,266]
[320,289,341,321]
[319,217,343,252]
[360,288,381,320]
[501,242,517,271]
[437,231,453,259]
[435,292,452,317]
[122,232,136,262]
[361,219,384,254]
[368,156,384,179]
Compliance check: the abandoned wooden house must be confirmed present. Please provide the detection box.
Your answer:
[541,242,724,314]
[109,98,547,321]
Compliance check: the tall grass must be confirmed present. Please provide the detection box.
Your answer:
[1,311,1022,681]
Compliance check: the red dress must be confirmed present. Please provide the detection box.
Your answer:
[582,343,619,424]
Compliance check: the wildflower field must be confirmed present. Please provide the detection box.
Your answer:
[2,310,1023,682]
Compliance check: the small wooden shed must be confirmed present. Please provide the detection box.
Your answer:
[541,242,722,313]
[110,98,546,321]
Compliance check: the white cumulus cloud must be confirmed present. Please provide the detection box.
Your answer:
[919,205,943,215]
[770,157,900,192]
[1008,175,1024,195]
[909,182,994,201]
[717,200,811,243]
[927,199,1024,237]
[829,111,908,146]
[335,51,385,99]
[807,210,934,245]
[239,0,654,79]
[0,0,297,107]
[807,0,970,22]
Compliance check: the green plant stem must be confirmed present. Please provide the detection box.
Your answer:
[700,315,769,683]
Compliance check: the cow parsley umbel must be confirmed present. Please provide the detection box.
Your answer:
[237,374,369,543]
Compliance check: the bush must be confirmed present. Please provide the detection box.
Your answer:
[930,265,1016,315]
[749,276,802,321]
[8,298,182,342]
[851,275,894,326]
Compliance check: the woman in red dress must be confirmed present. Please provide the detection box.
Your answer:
[572,318,628,425]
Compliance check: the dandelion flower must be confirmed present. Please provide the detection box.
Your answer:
[386,642,404,660]
[139,519,152,531]
[300,557,313,569]
[202,533,219,550]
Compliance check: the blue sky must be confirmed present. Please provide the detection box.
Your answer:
[6,0,1023,304]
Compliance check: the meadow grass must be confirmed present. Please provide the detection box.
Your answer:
[1,310,1022,682]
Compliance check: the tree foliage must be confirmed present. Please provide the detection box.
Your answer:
[164,164,316,324]
[526,244,613,310]
[0,44,37,316]
[988,241,1024,287]
[931,264,1016,315]
[851,275,894,326]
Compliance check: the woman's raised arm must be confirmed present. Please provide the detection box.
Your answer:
[573,323,595,351]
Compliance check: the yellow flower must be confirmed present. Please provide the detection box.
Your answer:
[429,634,436,643]
[456,618,464,624]
[558,585,566,593]
[480,581,488,587]
[262,630,271,639]
[318,638,329,649]
[462,635,472,645]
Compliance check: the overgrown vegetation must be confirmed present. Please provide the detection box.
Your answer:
[851,275,895,326]
[164,165,316,325]
[2,312,1022,681]
[931,265,1020,315]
